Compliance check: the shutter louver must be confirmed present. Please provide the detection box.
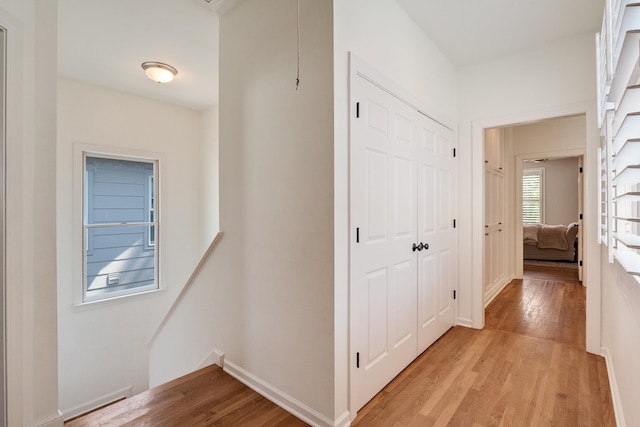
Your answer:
[523,170,543,224]
[597,1,640,278]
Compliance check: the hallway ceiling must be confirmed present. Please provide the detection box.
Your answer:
[58,0,604,109]
[395,0,604,66]
[58,0,219,111]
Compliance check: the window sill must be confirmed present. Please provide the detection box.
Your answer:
[72,287,166,309]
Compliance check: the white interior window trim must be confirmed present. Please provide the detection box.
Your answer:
[80,148,161,304]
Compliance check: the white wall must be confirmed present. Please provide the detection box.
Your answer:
[1,0,61,425]
[56,77,206,418]
[523,157,579,226]
[333,0,458,420]
[601,250,640,426]
[514,115,585,226]
[511,115,587,156]
[219,0,334,417]
[457,33,597,328]
[151,0,336,424]
[200,107,219,250]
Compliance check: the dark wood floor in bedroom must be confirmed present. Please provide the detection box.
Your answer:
[66,264,614,426]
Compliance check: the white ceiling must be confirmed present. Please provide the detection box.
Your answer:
[58,0,604,110]
[58,0,219,111]
[395,0,604,66]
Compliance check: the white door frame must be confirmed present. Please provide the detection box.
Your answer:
[470,101,602,355]
[0,7,24,426]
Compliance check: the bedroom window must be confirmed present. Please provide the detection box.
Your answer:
[523,168,544,224]
[83,154,159,302]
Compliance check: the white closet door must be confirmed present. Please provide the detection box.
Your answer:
[416,117,456,353]
[350,76,418,412]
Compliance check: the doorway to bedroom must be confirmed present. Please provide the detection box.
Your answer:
[482,114,586,309]
[521,155,583,281]
[477,105,601,355]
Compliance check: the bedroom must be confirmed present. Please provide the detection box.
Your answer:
[484,114,585,305]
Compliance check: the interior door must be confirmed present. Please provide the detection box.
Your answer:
[578,155,584,281]
[350,75,418,412]
[416,116,456,352]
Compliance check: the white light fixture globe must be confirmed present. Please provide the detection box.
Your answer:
[141,61,178,83]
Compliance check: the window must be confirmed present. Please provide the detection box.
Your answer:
[83,154,159,302]
[522,168,544,224]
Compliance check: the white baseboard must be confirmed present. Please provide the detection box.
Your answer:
[224,360,350,427]
[197,348,225,369]
[61,386,132,421]
[334,410,351,427]
[484,274,514,308]
[36,410,64,427]
[601,346,624,427]
[456,318,474,328]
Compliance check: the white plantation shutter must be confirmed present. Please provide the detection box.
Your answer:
[611,134,640,275]
[596,0,640,278]
[523,169,544,224]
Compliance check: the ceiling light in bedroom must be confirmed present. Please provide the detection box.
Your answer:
[141,61,178,83]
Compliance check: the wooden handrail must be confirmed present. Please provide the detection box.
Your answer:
[147,231,224,347]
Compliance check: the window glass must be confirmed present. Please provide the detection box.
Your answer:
[84,155,158,302]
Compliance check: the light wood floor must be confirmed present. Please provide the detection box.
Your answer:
[67,265,615,426]
[352,265,615,426]
[64,364,307,426]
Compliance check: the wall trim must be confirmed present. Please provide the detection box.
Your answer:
[484,274,515,308]
[61,386,132,421]
[1,7,24,427]
[224,360,345,427]
[196,349,225,370]
[601,346,624,427]
[36,411,64,427]
[456,318,474,328]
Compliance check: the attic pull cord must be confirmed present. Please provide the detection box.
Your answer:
[296,0,300,90]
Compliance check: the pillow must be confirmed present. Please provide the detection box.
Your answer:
[538,224,569,250]
[523,224,539,244]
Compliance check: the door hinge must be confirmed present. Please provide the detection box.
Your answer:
[579,261,583,266]
[356,227,360,243]
[453,219,457,228]
[579,214,583,220]
[579,167,583,173]
[453,148,457,158]
[453,290,457,300]
[356,102,360,118]
[356,352,360,368]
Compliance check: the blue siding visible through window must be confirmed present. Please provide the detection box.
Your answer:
[84,156,157,301]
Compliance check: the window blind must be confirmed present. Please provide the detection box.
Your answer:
[523,169,543,224]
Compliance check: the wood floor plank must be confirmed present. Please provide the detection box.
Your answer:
[65,365,307,427]
[68,265,614,427]
[352,266,615,427]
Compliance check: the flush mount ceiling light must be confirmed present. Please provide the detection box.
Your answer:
[141,61,178,83]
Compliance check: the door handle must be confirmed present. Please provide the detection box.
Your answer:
[412,242,427,252]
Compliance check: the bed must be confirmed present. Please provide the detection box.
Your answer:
[523,222,579,261]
